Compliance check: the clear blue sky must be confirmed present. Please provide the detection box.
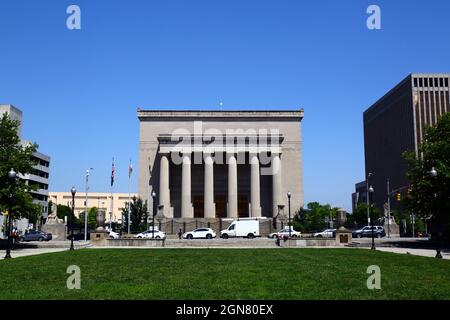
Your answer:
[1,0,449,211]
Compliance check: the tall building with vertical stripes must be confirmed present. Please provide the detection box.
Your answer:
[363,73,450,211]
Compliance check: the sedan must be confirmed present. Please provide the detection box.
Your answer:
[183,228,216,239]
[20,230,52,242]
[135,230,166,239]
[313,229,336,238]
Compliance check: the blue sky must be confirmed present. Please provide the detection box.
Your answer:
[1,0,449,211]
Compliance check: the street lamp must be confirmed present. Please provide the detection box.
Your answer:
[287,191,292,238]
[4,168,17,259]
[70,187,76,251]
[366,173,373,226]
[428,167,442,258]
[369,186,376,250]
[151,191,156,239]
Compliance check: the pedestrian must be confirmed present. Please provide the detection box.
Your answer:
[178,228,182,239]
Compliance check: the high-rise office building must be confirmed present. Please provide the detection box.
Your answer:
[362,73,450,211]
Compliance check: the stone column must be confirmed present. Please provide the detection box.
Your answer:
[181,153,193,218]
[227,153,238,218]
[272,153,282,217]
[159,153,172,217]
[250,154,261,217]
[204,154,215,218]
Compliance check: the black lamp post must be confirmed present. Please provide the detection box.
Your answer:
[4,168,17,259]
[287,191,292,238]
[151,191,156,239]
[70,186,76,251]
[369,186,376,250]
[428,167,442,259]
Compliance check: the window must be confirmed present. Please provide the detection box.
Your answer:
[229,224,235,231]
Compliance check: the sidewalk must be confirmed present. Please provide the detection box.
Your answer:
[0,248,69,260]
[370,247,450,260]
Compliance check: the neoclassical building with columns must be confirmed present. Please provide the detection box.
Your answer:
[137,110,304,222]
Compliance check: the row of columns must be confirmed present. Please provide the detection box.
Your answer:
[158,153,282,219]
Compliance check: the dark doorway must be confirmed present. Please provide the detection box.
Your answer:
[193,195,204,218]
[238,194,249,217]
[215,195,226,218]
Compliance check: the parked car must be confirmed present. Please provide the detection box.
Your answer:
[352,226,385,238]
[20,230,52,242]
[183,228,216,239]
[135,230,166,239]
[220,219,259,239]
[108,231,120,239]
[313,229,336,238]
[268,226,301,239]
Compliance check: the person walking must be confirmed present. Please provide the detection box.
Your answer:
[178,228,183,239]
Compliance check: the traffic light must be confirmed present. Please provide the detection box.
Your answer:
[396,193,401,201]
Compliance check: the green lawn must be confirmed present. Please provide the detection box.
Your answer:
[0,248,449,300]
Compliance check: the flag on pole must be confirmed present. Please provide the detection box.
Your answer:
[129,160,133,178]
[111,158,115,187]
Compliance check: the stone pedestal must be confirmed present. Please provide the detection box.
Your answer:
[384,220,400,238]
[90,231,109,246]
[41,224,66,241]
[335,227,352,245]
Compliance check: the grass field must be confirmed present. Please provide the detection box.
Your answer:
[0,248,449,300]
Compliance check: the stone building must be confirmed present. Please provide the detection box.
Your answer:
[137,110,304,227]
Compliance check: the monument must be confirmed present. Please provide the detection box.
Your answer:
[41,205,67,240]
[382,203,400,238]
[335,208,352,245]
[90,209,109,245]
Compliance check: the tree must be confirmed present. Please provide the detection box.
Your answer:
[348,203,381,227]
[292,202,340,232]
[0,113,40,223]
[404,112,450,238]
[121,197,148,233]
[79,207,98,230]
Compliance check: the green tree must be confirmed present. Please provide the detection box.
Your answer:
[0,113,40,223]
[404,113,450,238]
[79,207,98,230]
[292,202,340,232]
[348,203,381,227]
[121,197,148,233]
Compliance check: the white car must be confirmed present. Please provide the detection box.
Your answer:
[268,226,301,239]
[108,231,120,239]
[135,230,166,239]
[313,229,336,238]
[183,228,216,240]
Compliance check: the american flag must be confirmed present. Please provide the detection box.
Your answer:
[111,158,115,187]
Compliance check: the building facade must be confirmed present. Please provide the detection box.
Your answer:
[1,104,51,219]
[49,192,138,222]
[363,73,450,211]
[137,110,304,222]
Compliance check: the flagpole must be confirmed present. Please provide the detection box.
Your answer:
[110,158,114,231]
[128,159,132,235]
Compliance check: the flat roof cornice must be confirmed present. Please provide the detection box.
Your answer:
[137,109,304,121]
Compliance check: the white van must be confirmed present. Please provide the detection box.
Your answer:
[220,219,260,239]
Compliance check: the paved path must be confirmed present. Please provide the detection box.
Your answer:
[0,248,69,260]
[373,247,450,260]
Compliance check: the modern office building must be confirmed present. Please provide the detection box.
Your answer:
[362,73,450,211]
[137,109,304,222]
[49,192,138,222]
[1,104,51,220]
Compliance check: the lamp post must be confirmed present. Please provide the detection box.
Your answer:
[428,167,442,259]
[151,191,156,239]
[70,187,76,251]
[366,173,373,226]
[4,168,17,259]
[369,185,376,250]
[84,168,92,242]
[287,192,292,238]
